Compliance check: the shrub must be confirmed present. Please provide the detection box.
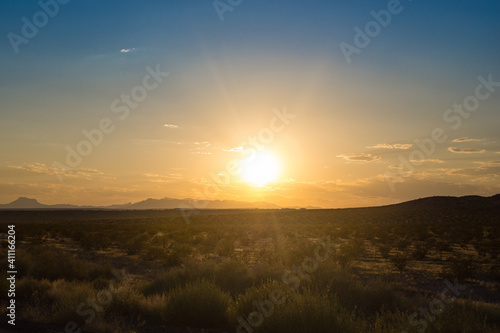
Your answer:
[335,243,357,268]
[104,285,145,320]
[395,238,411,251]
[48,280,97,324]
[124,232,150,254]
[315,265,403,316]
[390,253,409,271]
[165,243,192,267]
[17,245,113,281]
[217,238,235,257]
[435,241,453,260]
[377,244,392,259]
[425,299,500,333]
[411,242,429,260]
[18,279,96,325]
[163,279,232,328]
[252,262,285,285]
[233,281,289,318]
[142,267,189,296]
[16,277,53,302]
[442,255,479,280]
[235,283,361,333]
[215,259,253,295]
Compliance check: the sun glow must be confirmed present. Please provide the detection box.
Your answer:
[241,151,281,187]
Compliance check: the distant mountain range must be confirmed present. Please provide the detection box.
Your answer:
[0,196,283,210]
[0,195,498,210]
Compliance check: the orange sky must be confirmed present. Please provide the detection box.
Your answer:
[1,2,500,208]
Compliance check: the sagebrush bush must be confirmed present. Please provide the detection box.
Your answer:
[390,252,409,271]
[311,261,404,315]
[17,245,113,281]
[17,279,96,325]
[424,299,500,333]
[163,279,232,328]
[16,277,53,302]
[104,284,146,320]
[235,283,362,333]
[411,242,429,260]
[215,259,253,295]
[143,258,252,296]
[233,280,289,318]
[251,261,285,285]
[142,260,218,296]
[124,232,150,254]
[142,267,189,296]
[442,255,479,280]
[48,280,97,324]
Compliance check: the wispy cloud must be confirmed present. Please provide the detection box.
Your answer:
[452,137,485,143]
[144,173,182,183]
[448,165,500,177]
[474,161,500,166]
[120,48,136,53]
[188,141,224,155]
[223,146,244,152]
[448,147,486,154]
[367,143,412,150]
[337,153,381,162]
[190,151,213,155]
[409,158,444,164]
[163,123,179,129]
[8,163,111,180]
[193,141,211,147]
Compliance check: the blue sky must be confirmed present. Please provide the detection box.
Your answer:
[0,0,499,207]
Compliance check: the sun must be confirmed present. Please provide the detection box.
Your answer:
[241,151,281,187]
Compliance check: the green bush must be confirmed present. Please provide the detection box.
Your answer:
[18,279,96,325]
[390,253,409,271]
[143,259,252,296]
[142,267,189,296]
[252,262,285,285]
[311,262,404,315]
[163,279,232,328]
[377,244,392,259]
[425,299,500,333]
[215,259,253,295]
[235,283,361,333]
[124,232,150,254]
[17,245,113,281]
[411,242,429,260]
[16,277,53,302]
[233,281,288,318]
[48,280,97,324]
[442,255,479,280]
[104,285,145,320]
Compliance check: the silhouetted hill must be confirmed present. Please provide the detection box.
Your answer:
[2,197,47,209]
[0,197,87,209]
[389,194,500,210]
